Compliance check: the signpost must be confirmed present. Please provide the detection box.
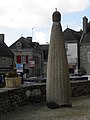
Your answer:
[16,64,24,84]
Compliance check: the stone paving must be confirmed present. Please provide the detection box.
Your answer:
[0,96,90,120]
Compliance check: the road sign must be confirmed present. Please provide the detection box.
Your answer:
[29,61,35,67]
[16,64,23,72]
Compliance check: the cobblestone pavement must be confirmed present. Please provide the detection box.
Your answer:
[1,96,90,120]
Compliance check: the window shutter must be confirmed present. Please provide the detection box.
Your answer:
[17,55,21,63]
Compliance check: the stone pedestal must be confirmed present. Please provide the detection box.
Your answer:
[46,10,71,108]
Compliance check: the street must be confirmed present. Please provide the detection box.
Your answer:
[0,96,90,120]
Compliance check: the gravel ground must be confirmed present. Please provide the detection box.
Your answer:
[1,96,90,120]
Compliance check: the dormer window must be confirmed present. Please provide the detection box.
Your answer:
[16,42,22,50]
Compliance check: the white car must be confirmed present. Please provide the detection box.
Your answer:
[70,75,88,80]
[82,75,90,80]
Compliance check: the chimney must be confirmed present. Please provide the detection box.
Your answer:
[0,34,4,43]
[83,16,88,34]
[88,21,90,31]
[27,37,32,42]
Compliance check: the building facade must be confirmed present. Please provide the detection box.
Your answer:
[40,44,49,77]
[80,16,90,74]
[10,37,42,77]
[63,28,82,74]
[7,16,90,76]
[0,34,14,73]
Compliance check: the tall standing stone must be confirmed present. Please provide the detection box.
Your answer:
[46,10,71,108]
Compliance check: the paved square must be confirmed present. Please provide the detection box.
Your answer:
[1,96,90,120]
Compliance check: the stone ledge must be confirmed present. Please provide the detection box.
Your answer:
[0,81,90,114]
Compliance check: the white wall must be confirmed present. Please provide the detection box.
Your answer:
[66,43,77,64]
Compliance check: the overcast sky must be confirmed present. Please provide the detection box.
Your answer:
[0,0,90,46]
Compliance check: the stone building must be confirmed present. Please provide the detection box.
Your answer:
[8,16,90,76]
[9,37,42,77]
[63,16,90,75]
[0,34,14,73]
[40,29,82,76]
[64,28,82,74]
[80,16,90,74]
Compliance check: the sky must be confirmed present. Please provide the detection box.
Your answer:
[0,0,90,46]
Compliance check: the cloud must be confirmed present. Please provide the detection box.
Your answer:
[62,21,82,31]
[0,0,90,29]
[34,31,49,44]
[0,0,90,45]
[59,0,90,12]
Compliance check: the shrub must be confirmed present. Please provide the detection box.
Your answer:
[6,70,19,78]
[78,67,87,76]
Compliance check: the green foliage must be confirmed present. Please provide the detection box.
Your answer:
[78,67,87,76]
[6,70,19,78]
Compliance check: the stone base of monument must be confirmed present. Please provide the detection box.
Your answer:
[47,102,72,109]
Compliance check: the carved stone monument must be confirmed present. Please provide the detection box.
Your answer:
[46,10,71,108]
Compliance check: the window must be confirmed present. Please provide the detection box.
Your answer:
[34,56,39,64]
[26,55,28,63]
[1,58,6,67]
[16,42,22,50]
[88,52,90,61]
[22,56,26,63]
[65,43,68,51]
[43,49,48,61]
[22,55,28,63]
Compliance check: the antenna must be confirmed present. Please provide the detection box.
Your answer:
[32,28,34,41]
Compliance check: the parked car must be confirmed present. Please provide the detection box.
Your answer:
[23,77,37,84]
[70,75,88,81]
[82,75,90,80]
[23,76,46,84]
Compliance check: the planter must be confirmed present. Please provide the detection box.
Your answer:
[5,77,22,88]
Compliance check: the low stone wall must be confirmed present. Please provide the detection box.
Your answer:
[0,80,90,114]
[0,83,46,114]
[71,80,90,97]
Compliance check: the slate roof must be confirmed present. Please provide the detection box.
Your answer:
[9,37,35,49]
[81,32,90,43]
[63,28,82,43]
[40,44,49,49]
[0,42,14,58]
